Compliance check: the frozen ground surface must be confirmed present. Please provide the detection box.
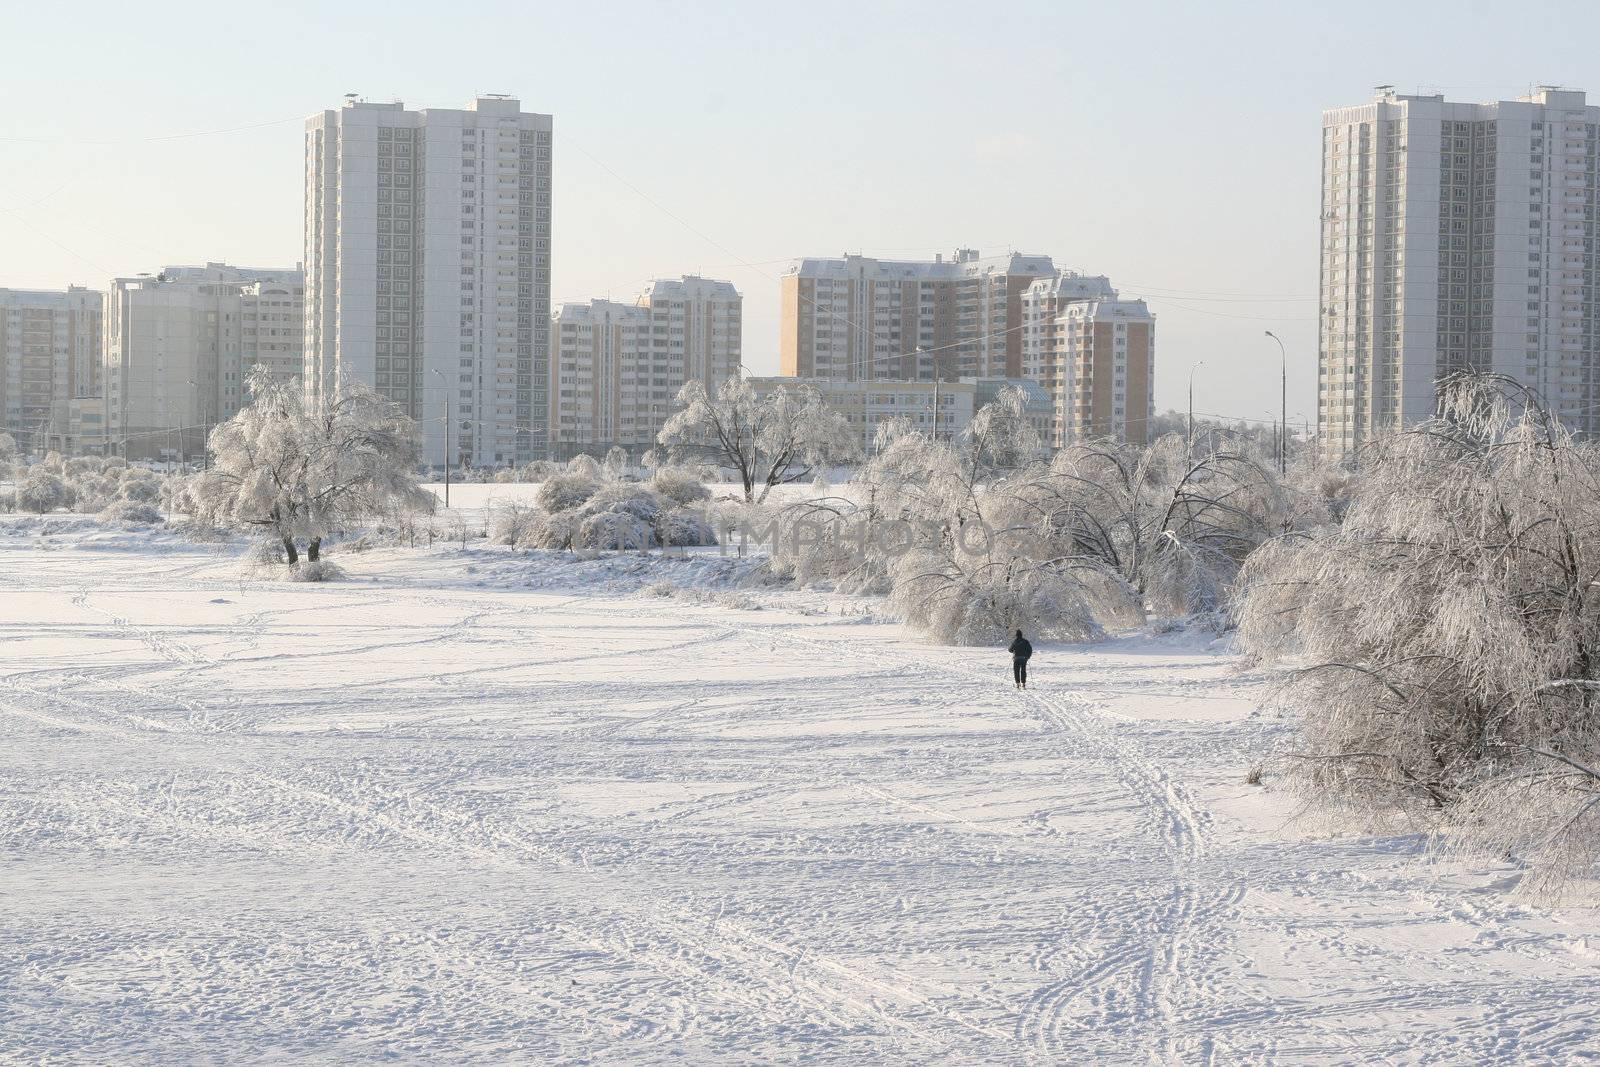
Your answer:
[1,518,1597,1064]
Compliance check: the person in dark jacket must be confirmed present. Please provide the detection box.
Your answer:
[1008,629,1033,689]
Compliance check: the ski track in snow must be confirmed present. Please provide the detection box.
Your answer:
[2,528,1597,1064]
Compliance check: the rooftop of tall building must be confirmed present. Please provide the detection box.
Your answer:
[786,250,1055,280]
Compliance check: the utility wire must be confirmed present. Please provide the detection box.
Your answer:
[0,115,303,146]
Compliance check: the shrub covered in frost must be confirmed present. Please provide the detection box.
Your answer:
[489,501,542,545]
[657,507,718,548]
[536,473,600,514]
[574,509,656,551]
[97,500,164,526]
[565,453,604,480]
[18,468,69,514]
[286,559,347,583]
[649,467,711,507]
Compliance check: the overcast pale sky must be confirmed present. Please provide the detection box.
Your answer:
[3,0,1598,425]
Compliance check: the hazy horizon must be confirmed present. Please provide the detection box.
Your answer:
[5,0,1599,428]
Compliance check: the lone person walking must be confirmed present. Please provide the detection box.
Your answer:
[1009,629,1033,690]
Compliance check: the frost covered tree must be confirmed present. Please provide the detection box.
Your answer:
[1017,435,1307,618]
[189,367,433,567]
[769,403,1139,645]
[1236,373,1600,895]
[0,431,16,465]
[768,388,1310,643]
[962,384,1044,472]
[657,379,858,503]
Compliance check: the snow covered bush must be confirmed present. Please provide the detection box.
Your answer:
[574,509,655,551]
[97,500,164,526]
[488,501,542,545]
[0,431,16,465]
[649,466,711,507]
[18,467,69,514]
[502,479,716,552]
[188,366,433,567]
[603,445,629,480]
[656,507,718,548]
[566,453,604,480]
[285,559,347,583]
[536,473,600,514]
[657,378,858,503]
[1236,373,1600,896]
[117,468,163,504]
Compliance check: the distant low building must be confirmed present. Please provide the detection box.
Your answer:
[745,375,1050,457]
[969,376,1054,446]
[69,397,108,455]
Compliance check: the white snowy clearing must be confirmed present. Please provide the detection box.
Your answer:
[2,517,1597,1064]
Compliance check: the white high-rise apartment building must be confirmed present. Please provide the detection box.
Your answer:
[1322,86,1600,455]
[550,276,740,458]
[104,264,303,461]
[0,286,102,454]
[304,96,553,468]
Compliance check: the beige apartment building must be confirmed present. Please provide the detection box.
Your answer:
[780,250,1056,382]
[1020,276,1155,446]
[0,286,103,454]
[551,276,741,458]
[781,250,1155,446]
[1055,298,1156,445]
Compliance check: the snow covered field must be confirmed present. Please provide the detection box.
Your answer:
[2,519,1596,1064]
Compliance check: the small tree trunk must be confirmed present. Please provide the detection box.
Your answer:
[282,536,300,566]
[308,537,322,563]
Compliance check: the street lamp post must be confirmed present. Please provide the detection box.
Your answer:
[430,368,451,508]
[185,378,203,472]
[1264,331,1287,474]
[1187,360,1205,456]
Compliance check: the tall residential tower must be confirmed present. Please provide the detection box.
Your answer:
[1321,86,1600,454]
[304,95,553,467]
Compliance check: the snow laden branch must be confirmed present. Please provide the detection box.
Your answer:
[1235,371,1600,896]
[187,367,434,574]
[656,379,859,504]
